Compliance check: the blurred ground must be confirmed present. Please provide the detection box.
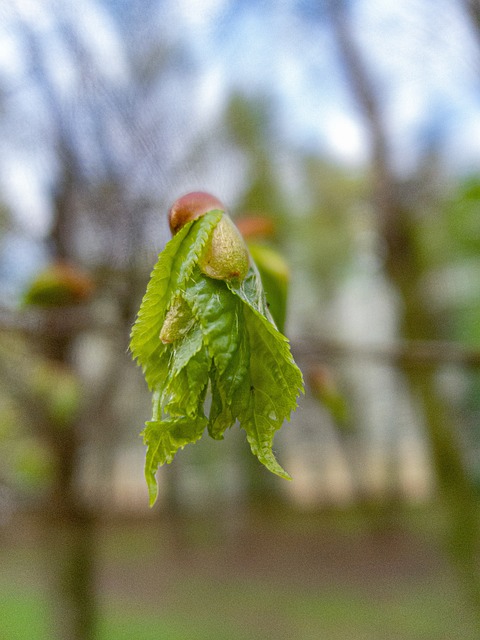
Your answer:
[1,504,478,640]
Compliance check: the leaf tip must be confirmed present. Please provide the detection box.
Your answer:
[146,471,159,507]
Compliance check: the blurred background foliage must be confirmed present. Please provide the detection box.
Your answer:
[1,0,480,638]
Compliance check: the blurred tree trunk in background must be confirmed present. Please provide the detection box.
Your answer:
[328,0,480,617]
[0,7,226,636]
[8,21,138,639]
[463,0,480,47]
[39,159,96,640]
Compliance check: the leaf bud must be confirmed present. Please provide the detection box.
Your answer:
[199,215,249,282]
[159,295,194,343]
[168,191,249,282]
[168,191,226,235]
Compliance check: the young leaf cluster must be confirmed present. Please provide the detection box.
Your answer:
[130,211,303,505]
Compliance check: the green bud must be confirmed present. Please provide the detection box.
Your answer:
[159,296,194,344]
[199,215,249,282]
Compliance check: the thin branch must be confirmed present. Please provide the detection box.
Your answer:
[2,306,480,368]
[293,337,480,368]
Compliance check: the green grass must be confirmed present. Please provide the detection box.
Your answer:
[0,507,479,640]
[1,589,50,640]
[1,573,477,640]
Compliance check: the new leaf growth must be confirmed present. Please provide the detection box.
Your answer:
[130,193,304,505]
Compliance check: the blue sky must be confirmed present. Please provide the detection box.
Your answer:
[170,0,480,170]
[0,0,479,243]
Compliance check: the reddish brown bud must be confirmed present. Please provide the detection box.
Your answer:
[168,191,226,235]
[235,215,276,240]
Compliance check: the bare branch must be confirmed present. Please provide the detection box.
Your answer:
[294,337,480,368]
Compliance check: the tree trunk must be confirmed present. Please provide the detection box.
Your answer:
[328,0,480,618]
[39,165,97,640]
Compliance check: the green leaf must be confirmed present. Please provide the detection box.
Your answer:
[233,262,272,319]
[240,303,302,478]
[130,210,304,505]
[130,210,223,390]
[231,267,303,477]
[184,267,303,478]
[142,414,208,506]
[183,269,250,441]
[208,365,235,440]
[162,339,210,418]
[247,243,290,332]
